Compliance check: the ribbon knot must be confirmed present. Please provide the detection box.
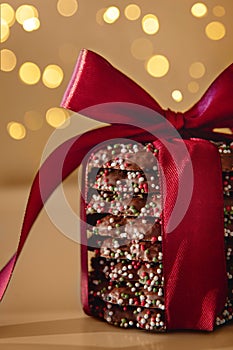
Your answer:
[165,109,185,130]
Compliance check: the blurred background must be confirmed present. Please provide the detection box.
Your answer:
[1,0,233,331]
[1,0,233,185]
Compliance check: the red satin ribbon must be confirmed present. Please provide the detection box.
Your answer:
[61,49,233,138]
[155,138,227,330]
[0,49,232,331]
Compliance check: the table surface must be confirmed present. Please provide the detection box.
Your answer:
[0,185,233,350]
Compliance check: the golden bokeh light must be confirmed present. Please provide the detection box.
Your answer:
[57,0,78,17]
[131,38,153,60]
[16,4,38,24]
[191,3,208,18]
[213,5,225,17]
[7,122,26,140]
[0,3,15,27]
[24,110,43,131]
[213,128,233,135]
[46,108,70,128]
[0,49,17,72]
[171,90,183,102]
[42,65,64,89]
[19,62,41,85]
[142,14,159,35]
[59,43,79,63]
[205,21,226,40]
[23,17,40,31]
[0,19,10,43]
[103,6,120,24]
[96,8,106,25]
[188,81,200,93]
[146,55,169,78]
[189,61,206,79]
[124,4,141,21]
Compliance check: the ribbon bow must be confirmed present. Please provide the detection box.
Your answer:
[61,49,233,138]
[0,49,232,331]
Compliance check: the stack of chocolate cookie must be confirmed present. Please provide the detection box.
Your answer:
[85,142,165,331]
[216,142,233,326]
[85,141,233,331]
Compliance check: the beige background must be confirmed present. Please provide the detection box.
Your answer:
[1,0,233,349]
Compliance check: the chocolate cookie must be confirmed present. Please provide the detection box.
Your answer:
[86,193,161,217]
[218,142,233,172]
[91,215,162,241]
[99,237,162,263]
[87,143,159,172]
[223,173,233,197]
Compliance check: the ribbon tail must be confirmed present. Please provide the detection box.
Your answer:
[0,124,154,301]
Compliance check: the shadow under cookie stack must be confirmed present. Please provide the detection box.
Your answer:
[84,140,233,331]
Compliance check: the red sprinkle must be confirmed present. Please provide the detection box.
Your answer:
[151,237,157,243]
[140,244,145,251]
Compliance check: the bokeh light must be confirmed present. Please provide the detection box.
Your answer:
[142,14,159,35]
[124,4,141,21]
[103,6,120,24]
[213,5,225,17]
[57,0,78,17]
[46,108,70,128]
[213,128,233,135]
[23,17,40,31]
[96,8,106,25]
[0,3,15,27]
[42,65,64,89]
[0,19,10,43]
[205,21,226,40]
[191,3,208,18]
[0,49,17,72]
[189,61,206,79]
[16,4,38,24]
[171,90,183,102]
[7,122,26,140]
[146,55,169,78]
[131,38,153,60]
[188,81,200,93]
[19,62,41,85]
[24,110,43,131]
